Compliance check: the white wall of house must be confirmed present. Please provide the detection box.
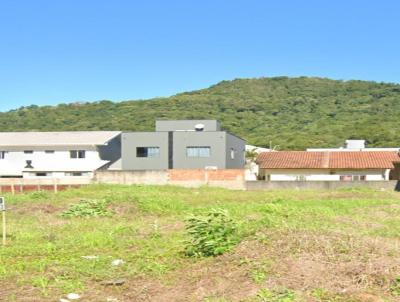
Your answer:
[0,149,107,178]
[245,161,259,180]
[22,171,94,179]
[260,169,389,181]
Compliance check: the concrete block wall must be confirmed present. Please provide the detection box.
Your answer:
[169,169,245,189]
[0,170,246,193]
[95,169,246,190]
[169,169,205,181]
[94,170,169,185]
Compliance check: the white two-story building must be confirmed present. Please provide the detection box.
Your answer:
[0,131,121,179]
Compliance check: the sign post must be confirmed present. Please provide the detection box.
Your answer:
[0,197,5,246]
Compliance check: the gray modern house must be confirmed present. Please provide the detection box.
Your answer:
[110,120,245,170]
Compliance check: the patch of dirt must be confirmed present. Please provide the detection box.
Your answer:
[0,281,50,302]
[82,241,266,302]
[109,203,139,216]
[111,230,400,302]
[13,203,61,215]
[356,293,385,302]
[335,216,384,230]
[264,230,400,300]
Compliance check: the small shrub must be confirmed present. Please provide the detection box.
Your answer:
[184,208,238,257]
[32,276,51,296]
[62,199,111,218]
[30,190,50,200]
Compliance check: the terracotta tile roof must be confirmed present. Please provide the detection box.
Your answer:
[329,152,400,169]
[256,151,400,169]
[256,151,326,169]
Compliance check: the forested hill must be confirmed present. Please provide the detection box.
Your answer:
[1,76,400,149]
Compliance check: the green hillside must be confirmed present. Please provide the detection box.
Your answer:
[1,76,400,149]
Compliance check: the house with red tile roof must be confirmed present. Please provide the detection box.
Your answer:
[256,151,400,181]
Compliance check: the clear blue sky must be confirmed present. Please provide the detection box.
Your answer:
[1,0,399,112]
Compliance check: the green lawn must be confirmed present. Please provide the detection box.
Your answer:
[1,185,400,301]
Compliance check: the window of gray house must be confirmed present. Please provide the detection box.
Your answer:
[0,151,5,159]
[136,147,160,158]
[230,148,236,159]
[186,147,211,157]
[70,150,86,159]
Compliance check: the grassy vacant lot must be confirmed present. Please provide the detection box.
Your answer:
[1,185,400,302]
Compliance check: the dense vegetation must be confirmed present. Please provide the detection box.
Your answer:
[2,185,400,301]
[2,77,400,149]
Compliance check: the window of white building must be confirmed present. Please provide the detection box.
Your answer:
[65,172,88,177]
[296,175,306,181]
[0,151,5,159]
[35,172,50,177]
[340,175,366,181]
[70,150,86,159]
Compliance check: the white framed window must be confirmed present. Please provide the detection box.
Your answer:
[70,150,86,159]
[230,148,236,159]
[24,150,34,154]
[45,150,55,154]
[186,147,211,158]
[136,147,160,158]
[340,175,366,181]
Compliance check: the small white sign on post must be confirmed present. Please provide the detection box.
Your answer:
[0,197,5,212]
[0,197,5,246]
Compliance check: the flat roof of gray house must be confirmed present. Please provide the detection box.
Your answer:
[155,120,221,132]
[0,131,121,147]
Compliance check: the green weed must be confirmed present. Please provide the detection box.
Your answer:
[31,276,51,296]
[184,208,239,257]
[61,199,111,218]
[256,288,295,302]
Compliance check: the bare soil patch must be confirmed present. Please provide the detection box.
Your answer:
[117,231,400,301]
